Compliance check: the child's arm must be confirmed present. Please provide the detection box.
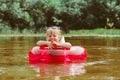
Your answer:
[59,42,72,48]
[52,41,72,48]
[36,41,53,48]
[37,41,49,46]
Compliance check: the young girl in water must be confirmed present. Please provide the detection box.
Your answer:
[31,26,72,54]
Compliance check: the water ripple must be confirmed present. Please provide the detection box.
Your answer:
[0,67,6,75]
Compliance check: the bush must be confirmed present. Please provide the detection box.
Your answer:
[0,0,120,33]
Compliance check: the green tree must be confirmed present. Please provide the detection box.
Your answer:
[0,0,120,33]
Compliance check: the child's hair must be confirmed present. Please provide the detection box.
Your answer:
[46,26,61,36]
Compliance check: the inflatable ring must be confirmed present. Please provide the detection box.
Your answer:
[28,45,87,64]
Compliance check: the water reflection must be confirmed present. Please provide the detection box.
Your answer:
[29,63,86,77]
[0,67,6,75]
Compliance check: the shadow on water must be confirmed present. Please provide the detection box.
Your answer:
[0,36,120,80]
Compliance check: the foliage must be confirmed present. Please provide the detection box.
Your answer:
[0,0,120,33]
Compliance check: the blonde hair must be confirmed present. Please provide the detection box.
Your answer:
[46,26,61,36]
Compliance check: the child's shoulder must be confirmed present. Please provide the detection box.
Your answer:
[60,36,65,43]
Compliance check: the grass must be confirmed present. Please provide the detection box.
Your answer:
[0,25,44,37]
[0,25,120,37]
[67,28,120,37]
[69,28,120,35]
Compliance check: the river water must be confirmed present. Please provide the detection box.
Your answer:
[0,36,120,80]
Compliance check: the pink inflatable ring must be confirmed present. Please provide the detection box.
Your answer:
[29,45,87,64]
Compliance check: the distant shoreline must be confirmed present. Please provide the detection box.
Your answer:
[0,34,120,37]
[0,28,120,38]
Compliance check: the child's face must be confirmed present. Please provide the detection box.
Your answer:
[46,31,60,42]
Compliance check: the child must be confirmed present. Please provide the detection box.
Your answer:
[31,26,72,54]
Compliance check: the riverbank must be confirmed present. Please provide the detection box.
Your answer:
[0,34,120,38]
[0,28,120,37]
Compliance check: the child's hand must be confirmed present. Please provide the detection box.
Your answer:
[47,41,53,49]
[47,41,60,49]
[51,41,60,48]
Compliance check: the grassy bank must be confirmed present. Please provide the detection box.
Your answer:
[69,28,120,35]
[0,28,120,37]
[67,28,120,37]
